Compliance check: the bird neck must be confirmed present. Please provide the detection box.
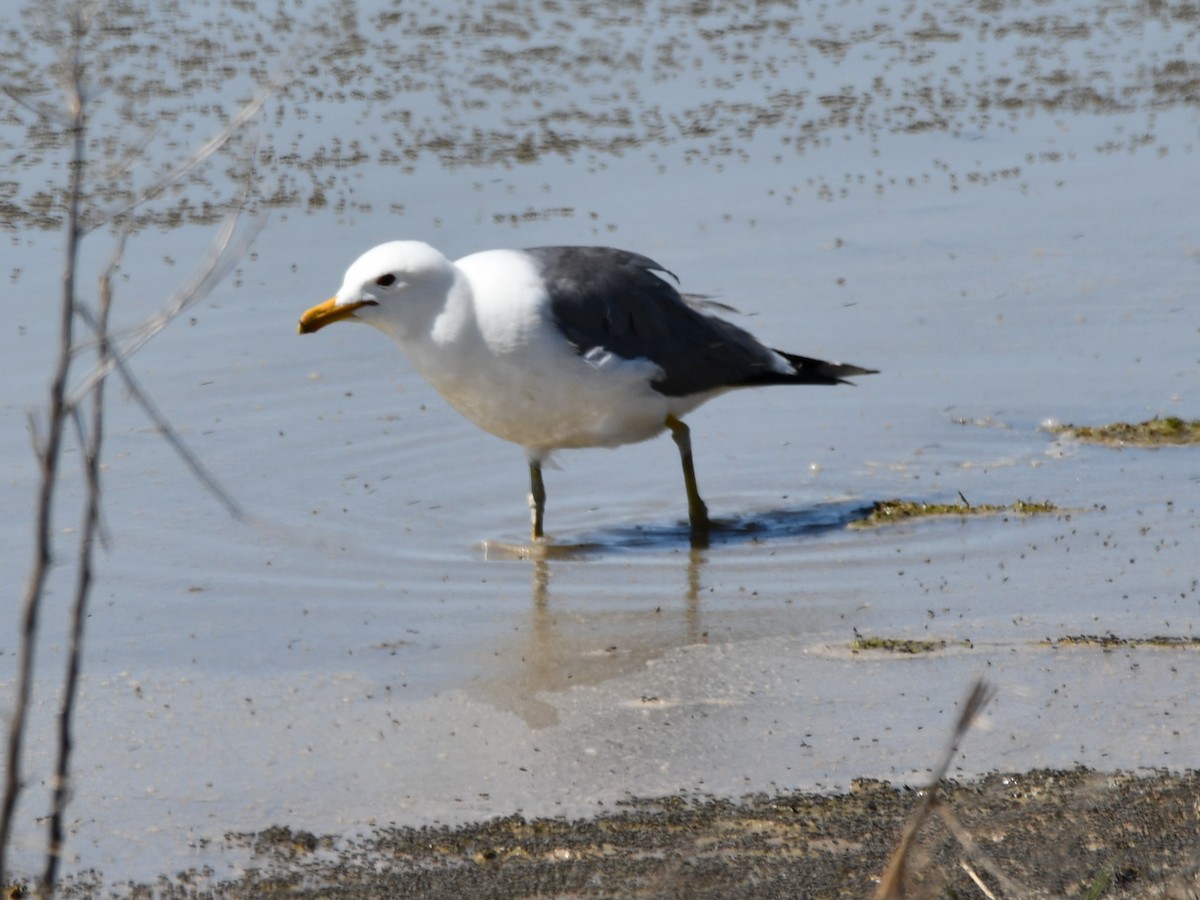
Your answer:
[388,267,485,392]
[428,266,477,348]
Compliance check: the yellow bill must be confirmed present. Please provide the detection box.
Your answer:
[298,298,375,334]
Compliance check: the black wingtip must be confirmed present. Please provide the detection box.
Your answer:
[774,351,879,385]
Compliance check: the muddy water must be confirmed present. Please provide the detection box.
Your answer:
[1,0,1198,887]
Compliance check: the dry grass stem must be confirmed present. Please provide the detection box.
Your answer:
[960,861,999,899]
[874,679,995,899]
[937,799,1031,897]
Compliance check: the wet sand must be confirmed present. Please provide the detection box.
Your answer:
[53,768,1200,898]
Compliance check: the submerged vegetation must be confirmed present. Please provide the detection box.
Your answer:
[852,498,1059,528]
[849,635,972,654]
[852,633,1200,654]
[1047,634,1200,649]
[1051,416,1200,447]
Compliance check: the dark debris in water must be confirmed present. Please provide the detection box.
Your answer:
[3,0,1200,232]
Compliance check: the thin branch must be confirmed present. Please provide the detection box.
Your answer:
[41,219,122,899]
[67,196,264,409]
[0,84,71,126]
[66,396,111,551]
[0,5,88,886]
[1,2,295,884]
[0,4,303,892]
[84,72,284,235]
[74,303,244,520]
[88,123,159,189]
[69,200,258,521]
[25,409,44,466]
[65,203,244,371]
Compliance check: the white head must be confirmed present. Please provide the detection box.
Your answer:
[298,241,457,337]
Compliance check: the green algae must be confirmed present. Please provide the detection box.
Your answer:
[849,635,972,654]
[852,498,1059,528]
[1052,417,1200,447]
[1046,634,1200,650]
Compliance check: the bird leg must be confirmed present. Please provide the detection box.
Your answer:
[529,461,547,541]
[666,415,711,535]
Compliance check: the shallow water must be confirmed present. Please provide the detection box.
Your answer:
[1,0,1198,887]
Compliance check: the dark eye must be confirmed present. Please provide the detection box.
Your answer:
[375,273,397,287]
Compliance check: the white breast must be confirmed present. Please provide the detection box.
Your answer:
[401,249,698,454]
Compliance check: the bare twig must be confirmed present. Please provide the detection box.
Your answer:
[1,83,71,125]
[68,193,263,521]
[66,195,265,410]
[75,301,244,519]
[66,403,111,552]
[41,234,123,894]
[0,0,99,125]
[89,124,159,189]
[84,73,282,235]
[0,0,300,887]
[0,5,88,886]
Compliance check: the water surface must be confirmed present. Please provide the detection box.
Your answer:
[1,0,1197,886]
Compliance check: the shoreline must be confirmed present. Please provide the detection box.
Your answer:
[45,766,1200,898]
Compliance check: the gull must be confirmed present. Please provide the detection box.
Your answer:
[299,241,876,542]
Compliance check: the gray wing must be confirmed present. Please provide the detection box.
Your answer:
[525,246,875,397]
